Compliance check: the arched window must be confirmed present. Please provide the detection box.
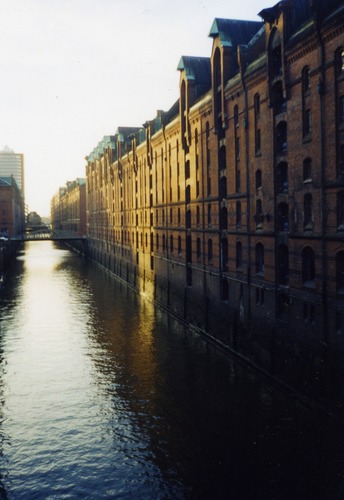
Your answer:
[255,243,264,276]
[236,241,243,271]
[302,246,315,286]
[336,251,344,293]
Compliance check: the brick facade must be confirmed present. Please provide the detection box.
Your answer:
[85,0,344,413]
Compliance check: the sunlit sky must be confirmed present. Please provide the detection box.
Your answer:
[0,0,268,217]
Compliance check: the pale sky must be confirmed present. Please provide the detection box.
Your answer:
[0,0,267,217]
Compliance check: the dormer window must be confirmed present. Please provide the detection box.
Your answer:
[269,29,282,79]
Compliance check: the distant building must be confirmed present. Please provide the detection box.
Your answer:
[0,176,25,237]
[0,146,25,197]
[50,178,86,236]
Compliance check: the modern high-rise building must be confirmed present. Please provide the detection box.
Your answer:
[0,146,24,196]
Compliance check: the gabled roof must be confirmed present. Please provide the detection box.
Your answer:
[177,56,211,98]
[208,18,263,47]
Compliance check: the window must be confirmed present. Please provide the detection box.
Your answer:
[276,121,287,155]
[336,251,344,293]
[339,144,344,177]
[185,160,190,179]
[255,129,261,155]
[269,29,282,78]
[219,145,226,170]
[303,109,312,138]
[178,236,182,255]
[255,169,262,190]
[220,207,227,230]
[276,162,288,192]
[272,81,286,115]
[304,193,313,230]
[339,96,344,125]
[302,247,315,286]
[277,202,289,231]
[255,243,264,276]
[208,204,212,225]
[234,105,239,127]
[336,49,344,79]
[303,158,312,181]
[236,201,242,227]
[219,176,227,199]
[186,210,191,229]
[236,241,243,271]
[170,235,173,253]
[255,199,263,228]
[186,185,191,204]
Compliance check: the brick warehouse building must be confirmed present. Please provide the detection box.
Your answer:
[85,0,344,413]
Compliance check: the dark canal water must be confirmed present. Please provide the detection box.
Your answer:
[0,242,344,499]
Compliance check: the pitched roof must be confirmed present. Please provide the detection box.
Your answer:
[208,18,263,47]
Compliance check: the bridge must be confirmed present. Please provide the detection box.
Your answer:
[12,230,87,242]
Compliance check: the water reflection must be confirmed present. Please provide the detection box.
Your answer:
[0,242,343,498]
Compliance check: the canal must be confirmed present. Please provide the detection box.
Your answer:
[0,241,343,499]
